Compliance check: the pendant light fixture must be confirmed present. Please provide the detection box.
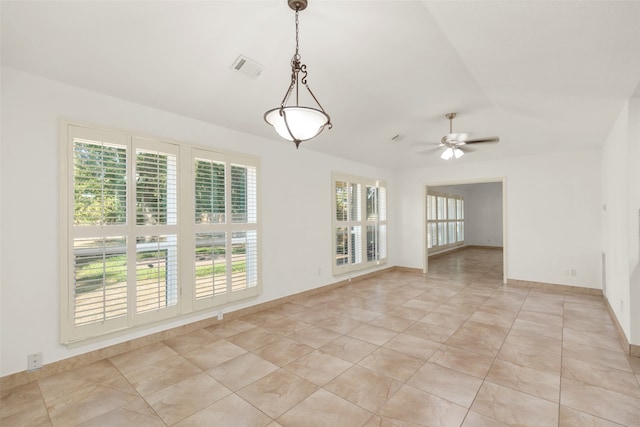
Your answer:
[264,0,332,148]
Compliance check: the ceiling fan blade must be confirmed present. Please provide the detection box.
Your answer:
[464,137,499,144]
[417,146,443,155]
[458,145,475,153]
[410,141,440,147]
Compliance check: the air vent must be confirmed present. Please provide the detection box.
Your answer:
[231,55,264,79]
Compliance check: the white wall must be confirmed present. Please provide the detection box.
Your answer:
[601,93,640,346]
[462,183,503,247]
[396,149,602,289]
[0,68,396,376]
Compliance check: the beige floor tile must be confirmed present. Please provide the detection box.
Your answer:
[237,369,317,419]
[462,411,510,427]
[109,342,177,374]
[562,356,640,399]
[559,405,625,427]
[286,307,342,324]
[242,309,287,325]
[319,335,378,364]
[145,372,231,425]
[561,377,640,426]
[378,384,467,426]
[38,360,136,406]
[504,332,562,355]
[405,321,456,343]
[496,341,561,374]
[340,307,384,322]
[563,317,618,337]
[175,393,272,427]
[277,389,372,427]
[324,365,402,412]
[486,359,560,402]
[270,302,308,316]
[204,319,257,339]
[284,350,352,386]
[445,330,504,358]
[562,341,633,373]
[457,320,509,342]
[77,397,164,427]
[315,315,363,334]
[510,318,563,340]
[182,339,247,370]
[420,311,469,330]
[358,348,423,382]
[46,380,139,427]
[252,335,315,366]
[0,381,50,427]
[261,317,311,336]
[227,327,282,351]
[347,324,398,346]
[387,303,434,320]
[429,344,495,379]
[382,333,441,360]
[520,297,564,317]
[122,354,202,397]
[469,306,518,328]
[163,328,218,354]
[207,352,279,391]
[517,309,563,326]
[471,381,558,426]
[407,362,483,408]
[562,327,624,352]
[287,325,341,348]
[367,314,415,332]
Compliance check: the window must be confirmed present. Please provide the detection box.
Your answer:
[332,173,387,274]
[61,123,260,343]
[427,190,464,252]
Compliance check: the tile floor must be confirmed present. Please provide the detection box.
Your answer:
[2,248,640,426]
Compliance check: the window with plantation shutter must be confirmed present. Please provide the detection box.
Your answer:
[192,150,259,311]
[332,173,387,275]
[61,123,261,343]
[427,190,464,253]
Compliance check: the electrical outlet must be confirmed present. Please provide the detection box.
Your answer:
[217,312,223,320]
[27,353,42,371]
[570,269,577,277]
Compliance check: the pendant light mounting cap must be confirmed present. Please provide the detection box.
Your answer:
[288,0,308,11]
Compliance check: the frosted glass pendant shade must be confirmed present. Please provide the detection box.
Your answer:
[264,106,330,146]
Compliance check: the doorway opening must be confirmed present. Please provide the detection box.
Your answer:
[423,179,507,283]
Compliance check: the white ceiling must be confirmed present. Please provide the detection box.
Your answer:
[3,0,640,170]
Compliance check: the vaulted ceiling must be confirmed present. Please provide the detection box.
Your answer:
[3,1,640,170]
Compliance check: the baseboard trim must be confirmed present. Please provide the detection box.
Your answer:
[0,266,395,391]
[428,245,503,259]
[506,278,603,296]
[602,294,640,357]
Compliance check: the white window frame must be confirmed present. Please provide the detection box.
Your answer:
[427,190,464,253]
[59,121,261,344]
[332,172,387,275]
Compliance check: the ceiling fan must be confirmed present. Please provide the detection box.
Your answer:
[430,113,499,160]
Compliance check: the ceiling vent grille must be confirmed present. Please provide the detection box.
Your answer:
[231,55,264,79]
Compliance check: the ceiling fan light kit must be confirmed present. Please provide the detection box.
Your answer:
[437,112,499,160]
[264,0,332,148]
